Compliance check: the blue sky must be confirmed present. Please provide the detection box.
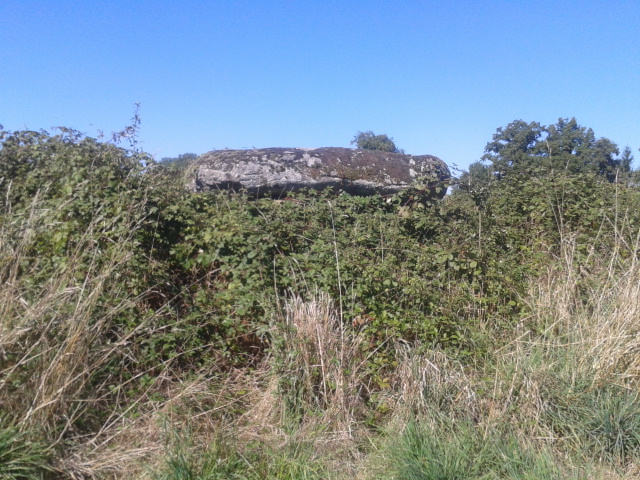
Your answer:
[2,1,639,172]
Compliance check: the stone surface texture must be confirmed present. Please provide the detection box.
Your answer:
[191,147,450,198]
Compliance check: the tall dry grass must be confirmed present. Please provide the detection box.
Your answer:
[230,290,373,475]
[0,189,168,477]
[370,224,640,478]
[143,232,640,479]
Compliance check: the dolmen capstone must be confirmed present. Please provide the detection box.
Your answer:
[190,147,450,199]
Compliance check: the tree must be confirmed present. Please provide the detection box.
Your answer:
[160,152,198,164]
[160,152,198,163]
[545,118,620,180]
[159,152,199,172]
[457,160,494,206]
[351,131,403,153]
[619,146,634,172]
[481,120,544,178]
[481,118,624,181]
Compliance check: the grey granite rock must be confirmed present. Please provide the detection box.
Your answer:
[191,147,450,199]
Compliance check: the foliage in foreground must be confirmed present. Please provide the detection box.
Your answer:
[1,122,640,478]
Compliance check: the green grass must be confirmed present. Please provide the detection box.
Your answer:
[152,428,332,480]
[384,417,565,480]
[0,423,52,480]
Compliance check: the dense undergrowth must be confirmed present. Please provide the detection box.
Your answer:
[1,125,640,478]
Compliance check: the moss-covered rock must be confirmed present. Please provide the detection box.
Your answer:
[191,147,450,199]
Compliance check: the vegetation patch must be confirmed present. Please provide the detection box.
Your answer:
[1,118,639,478]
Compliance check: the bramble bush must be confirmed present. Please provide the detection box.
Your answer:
[2,120,640,476]
[4,124,639,371]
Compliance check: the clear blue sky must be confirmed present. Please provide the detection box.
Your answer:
[2,1,639,172]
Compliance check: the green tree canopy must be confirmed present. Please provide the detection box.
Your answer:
[619,146,635,173]
[159,152,198,164]
[481,118,626,181]
[157,152,199,174]
[457,160,494,205]
[481,120,544,178]
[351,131,403,153]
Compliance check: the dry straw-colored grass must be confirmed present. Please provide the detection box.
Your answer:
[0,191,166,478]
[58,291,372,478]
[388,344,478,420]
[524,233,640,387]
[238,291,372,460]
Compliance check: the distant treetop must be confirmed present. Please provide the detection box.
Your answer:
[351,131,404,154]
[480,117,628,182]
[159,152,198,164]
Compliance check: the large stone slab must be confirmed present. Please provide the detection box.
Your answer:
[191,147,450,198]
